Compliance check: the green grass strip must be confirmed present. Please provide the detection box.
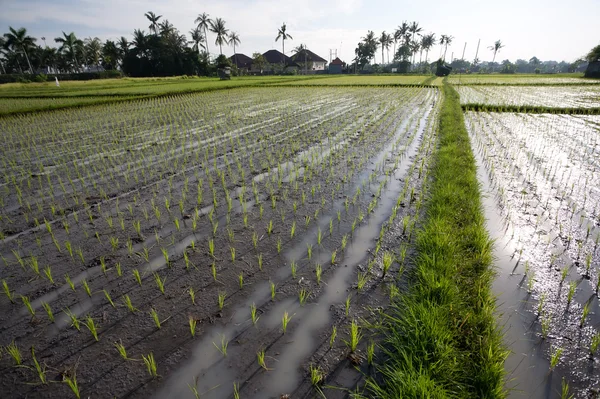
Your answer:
[366,82,507,398]
[462,103,600,115]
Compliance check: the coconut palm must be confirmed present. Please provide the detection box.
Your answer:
[0,37,7,74]
[194,13,212,56]
[379,31,388,65]
[228,31,241,66]
[159,20,175,36]
[422,33,436,63]
[439,34,453,62]
[4,27,36,73]
[189,28,205,54]
[488,40,504,63]
[84,37,102,67]
[275,23,293,65]
[145,11,162,35]
[393,22,409,58]
[362,30,378,64]
[118,37,130,57]
[54,31,83,71]
[209,18,229,55]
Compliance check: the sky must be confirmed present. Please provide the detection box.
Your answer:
[1,0,599,65]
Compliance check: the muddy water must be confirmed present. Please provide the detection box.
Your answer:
[467,112,600,398]
[472,145,565,398]
[152,91,437,399]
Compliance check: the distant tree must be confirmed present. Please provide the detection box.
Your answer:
[84,37,102,67]
[379,31,389,65]
[393,22,409,58]
[54,31,83,72]
[293,44,311,73]
[118,37,130,57]
[159,20,175,36]
[228,31,240,57]
[209,18,229,55]
[189,27,205,54]
[145,11,162,35]
[422,33,436,64]
[252,52,266,74]
[408,21,423,66]
[489,40,504,64]
[439,34,453,62]
[586,44,600,62]
[102,40,120,70]
[194,13,212,56]
[275,23,293,65]
[362,30,378,63]
[4,27,36,73]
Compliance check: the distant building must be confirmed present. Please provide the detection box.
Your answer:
[329,57,345,74]
[290,49,328,71]
[228,53,253,72]
[261,49,298,72]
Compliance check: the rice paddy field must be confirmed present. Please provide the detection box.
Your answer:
[0,73,599,399]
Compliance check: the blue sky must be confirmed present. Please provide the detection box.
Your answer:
[1,0,599,64]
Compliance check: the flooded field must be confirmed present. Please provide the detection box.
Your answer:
[0,86,439,398]
[466,111,600,398]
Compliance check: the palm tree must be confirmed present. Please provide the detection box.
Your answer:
[439,34,453,62]
[84,37,102,67]
[361,30,378,64]
[228,32,241,65]
[159,20,175,36]
[209,18,229,55]
[393,22,409,59]
[194,13,212,56]
[54,31,83,72]
[409,22,423,67]
[189,27,205,54]
[4,27,36,73]
[0,37,7,74]
[294,43,309,74]
[145,11,162,35]
[488,40,504,63]
[275,23,293,65]
[118,37,130,57]
[422,33,436,63]
[379,31,388,65]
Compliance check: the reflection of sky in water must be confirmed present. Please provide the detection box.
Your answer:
[467,112,600,397]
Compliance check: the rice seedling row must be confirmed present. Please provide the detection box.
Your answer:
[0,86,436,398]
[448,74,600,85]
[457,85,600,108]
[465,110,600,397]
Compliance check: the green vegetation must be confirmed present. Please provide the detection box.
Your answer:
[367,82,506,398]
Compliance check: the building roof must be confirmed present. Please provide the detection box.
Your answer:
[330,57,345,66]
[262,49,298,67]
[228,53,253,68]
[290,49,327,64]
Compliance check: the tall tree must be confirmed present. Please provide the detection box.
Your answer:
[408,21,423,66]
[145,11,162,35]
[362,30,378,64]
[488,40,504,63]
[420,33,436,70]
[117,36,129,57]
[189,27,205,54]
[0,37,7,74]
[379,31,388,65]
[275,23,293,65]
[54,31,83,72]
[4,27,36,73]
[393,22,409,59]
[194,13,212,56]
[439,34,453,62]
[209,18,229,55]
[159,20,175,36]
[228,31,241,66]
[84,37,102,67]
[102,40,120,70]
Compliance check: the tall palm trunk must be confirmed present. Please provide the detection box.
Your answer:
[443,45,448,62]
[381,47,384,65]
[204,27,210,57]
[282,39,285,65]
[22,47,34,74]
